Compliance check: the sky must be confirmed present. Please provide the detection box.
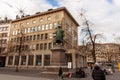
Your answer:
[0,0,120,44]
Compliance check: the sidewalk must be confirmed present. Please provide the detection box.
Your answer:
[0,67,119,80]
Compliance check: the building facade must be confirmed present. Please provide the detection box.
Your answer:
[79,43,120,64]
[6,7,84,69]
[0,17,11,67]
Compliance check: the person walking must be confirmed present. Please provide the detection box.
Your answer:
[58,67,64,80]
[92,65,106,80]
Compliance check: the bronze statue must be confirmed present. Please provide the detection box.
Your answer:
[54,25,64,46]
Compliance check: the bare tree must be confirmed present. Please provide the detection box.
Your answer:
[80,13,104,63]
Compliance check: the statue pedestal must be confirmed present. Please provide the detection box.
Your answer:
[51,45,66,66]
[47,45,68,72]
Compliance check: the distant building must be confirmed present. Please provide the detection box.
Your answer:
[6,7,86,69]
[0,17,11,67]
[79,43,120,64]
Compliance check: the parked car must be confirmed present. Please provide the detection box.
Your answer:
[103,67,113,75]
[103,62,114,75]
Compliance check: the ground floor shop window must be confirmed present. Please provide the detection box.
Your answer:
[44,55,50,66]
[14,56,19,65]
[8,56,13,65]
[65,54,72,64]
[21,55,26,65]
[28,55,34,65]
[36,55,42,66]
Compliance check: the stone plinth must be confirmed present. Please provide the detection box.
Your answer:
[45,45,68,72]
[51,45,66,66]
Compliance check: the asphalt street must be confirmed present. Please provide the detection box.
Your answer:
[0,68,120,80]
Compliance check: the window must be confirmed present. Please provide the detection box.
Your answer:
[0,28,2,31]
[28,28,30,33]
[8,56,13,65]
[14,38,16,42]
[21,55,26,65]
[33,20,36,24]
[44,55,50,66]
[33,35,36,40]
[40,18,43,22]
[11,38,13,42]
[14,56,19,65]
[38,26,41,31]
[45,33,48,39]
[48,43,52,49]
[20,23,23,27]
[34,26,37,32]
[30,35,32,41]
[23,36,25,42]
[15,30,17,35]
[18,30,20,34]
[58,21,62,26]
[37,34,40,40]
[41,34,44,40]
[24,28,27,33]
[26,22,29,25]
[47,16,51,21]
[26,36,29,41]
[44,43,47,50]
[53,22,57,29]
[49,33,53,39]
[50,23,53,29]
[22,29,25,33]
[42,25,44,30]
[14,24,17,28]
[36,44,39,50]
[12,31,15,35]
[55,15,59,19]
[40,44,43,50]
[30,27,33,32]
[28,55,34,65]
[36,55,42,66]
[46,24,49,30]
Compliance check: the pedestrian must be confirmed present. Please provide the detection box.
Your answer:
[92,65,106,80]
[76,68,85,78]
[58,67,64,80]
[90,65,93,71]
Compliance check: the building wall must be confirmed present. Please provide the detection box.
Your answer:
[0,18,11,67]
[0,20,11,55]
[6,7,80,69]
[81,43,120,63]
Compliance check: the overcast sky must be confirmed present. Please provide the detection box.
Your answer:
[0,0,120,44]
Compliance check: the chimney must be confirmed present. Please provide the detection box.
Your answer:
[4,17,8,23]
[16,15,20,19]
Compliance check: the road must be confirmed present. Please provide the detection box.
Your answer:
[0,67,120,80]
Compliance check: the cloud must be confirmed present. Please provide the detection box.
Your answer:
[0,0,53,19]
[0,0,119,44]
[56,0,120,44]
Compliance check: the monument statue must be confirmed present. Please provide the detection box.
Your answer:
[54,25,64,46]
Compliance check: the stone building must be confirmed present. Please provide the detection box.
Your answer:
[79,43,120,64]
[6,7,85,69]
[0,17,11,67]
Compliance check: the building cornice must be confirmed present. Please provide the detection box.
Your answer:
[11,7,79,26]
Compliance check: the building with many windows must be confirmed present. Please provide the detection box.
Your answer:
[6,7,86,69]
[79,43,120,64]
[0,17,11,67]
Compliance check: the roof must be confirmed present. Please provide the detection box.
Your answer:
[12,7,79,26]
